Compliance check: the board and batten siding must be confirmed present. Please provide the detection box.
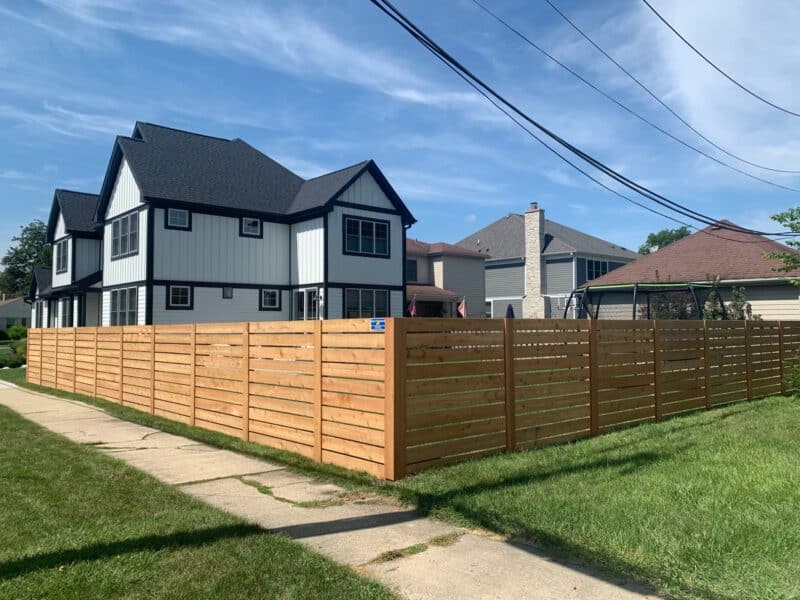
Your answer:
[74,238,101,280]
[291,217,324,286]
[103,209,148,286]
[486,262,525,298]
[337,171,395,210]
[107,159,142,218]
[152,208,290,284]
[544,257,574,295]
[152,286,291,324]
[51,212,71,288]
[101,286,147,326]
[326,204,404,287]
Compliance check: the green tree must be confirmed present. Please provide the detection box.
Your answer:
[638,226,691,255]
[0,220,51,297]
[765,207,800,282]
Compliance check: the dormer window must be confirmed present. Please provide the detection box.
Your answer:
[55,240,68,274]
[239,217,262,238]
[166,208,190,230]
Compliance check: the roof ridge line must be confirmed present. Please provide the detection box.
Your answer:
[304,159,371,182]
[135,121,233,143]
[55,188,100,197]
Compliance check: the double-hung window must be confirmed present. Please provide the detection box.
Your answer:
[405,259,418,282]
[260,288,280,310]
[167,285,192,309]
[111,213,139,259]
[345,288,389,318]
[55,240,68,273]
[110,287,138,326]
[344,216,389,257]
[240,217,262,238]
[166,208,190,230]
[586,259,609,281]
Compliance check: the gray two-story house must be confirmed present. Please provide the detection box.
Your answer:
[29,122,416,327]
[458,203,639,318]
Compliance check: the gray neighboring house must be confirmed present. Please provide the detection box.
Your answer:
[458,203,639,318]
[0,296,30,329]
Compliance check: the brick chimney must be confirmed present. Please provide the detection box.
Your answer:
[522,202,546,318]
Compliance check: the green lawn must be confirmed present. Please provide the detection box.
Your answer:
[397,397,800,600]
[0,403,394,599]
[4,367,799,599]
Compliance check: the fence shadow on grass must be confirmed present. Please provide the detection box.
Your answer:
[403,447,733,600]
[0,524,263,581]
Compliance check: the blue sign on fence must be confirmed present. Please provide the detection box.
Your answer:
[370,318,386,332]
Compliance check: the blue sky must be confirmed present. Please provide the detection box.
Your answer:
[2,0,800,257]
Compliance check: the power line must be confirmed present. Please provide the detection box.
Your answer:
[542,0,800,174]
[642,0,800,118]
[368,0,800,237]
[469,0,800,194]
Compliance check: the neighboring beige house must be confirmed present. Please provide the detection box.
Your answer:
[405,239,486,317]
[584,220,800,320]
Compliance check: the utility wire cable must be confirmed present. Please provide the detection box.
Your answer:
[470,0,800,194]
[369,0,799,237]
[543,0,800,174]
[642,0,800,118]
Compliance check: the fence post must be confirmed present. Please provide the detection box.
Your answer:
[503,318,516,451]
[189,323,196,426]
[778,321,786,395]
[703,320,711,409]
[55,327,60,389]
[72,327,77,393]
[384,319,398,479]
[652,320,660,422]
[149,325,155,414]
[745,320,753,401]
[242,322,250,441]
[589,319,599,436]
[313,320,323,462]
[118,327,124,405]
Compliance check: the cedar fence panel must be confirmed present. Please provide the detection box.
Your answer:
[402,319,506,474]
[24,317,800,480]
[513,319,591,449]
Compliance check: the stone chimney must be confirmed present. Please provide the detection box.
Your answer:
[522,202,546,318]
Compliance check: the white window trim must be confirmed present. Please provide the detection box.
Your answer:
[55,239,68,274]
[240,217,262,238]
[110,213,139,260]
[167,285,192,309]
[260,288,280,310]
[166,208,190,230]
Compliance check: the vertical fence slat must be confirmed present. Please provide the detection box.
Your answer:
[55,327,60,388]
[745,320,753,401]
[242,322,250,441]
[588,319,599,436]
[384,318,397,480]
[71,327,77,393]
[149,325,155,414]
[118,328,124,404]
[189,323,196,426]
[503,318,516,451]
[313,320,323,462]
[779,321,786,395]
[394,318,407,479]
[652,320,661,421]
[92,327,98,398]
[703,320,711,409]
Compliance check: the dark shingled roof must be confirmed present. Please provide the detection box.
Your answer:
[46,190,101,242]
[457,213,639,261]
[587,220,800,285]
[99,122,414,223]
[407,238,485,258]
[29,266,52,300]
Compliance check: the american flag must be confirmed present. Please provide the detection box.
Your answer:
[457,297,467,318]
[407,295,417,317]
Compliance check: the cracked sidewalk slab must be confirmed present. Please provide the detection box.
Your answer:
[0,382,656,600]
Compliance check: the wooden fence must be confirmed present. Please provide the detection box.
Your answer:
[25,318,800,480]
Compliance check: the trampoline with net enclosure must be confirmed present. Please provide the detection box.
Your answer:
[563,282,727,320]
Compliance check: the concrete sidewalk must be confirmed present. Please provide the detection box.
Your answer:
[0,381,656,600]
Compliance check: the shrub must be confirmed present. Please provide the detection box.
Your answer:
[5,324,26,340]
[3,354,24,368]
[12,338,26,361]
[0,329,9,341]
[786,354,800,396]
